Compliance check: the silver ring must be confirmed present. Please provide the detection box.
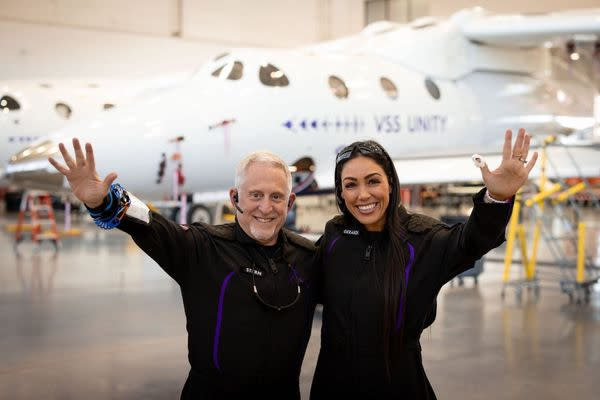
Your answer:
[518,157,527,164]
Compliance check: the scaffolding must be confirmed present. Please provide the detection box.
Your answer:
[501,135,600,303]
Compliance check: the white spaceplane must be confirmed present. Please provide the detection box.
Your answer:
[5,8,600,222]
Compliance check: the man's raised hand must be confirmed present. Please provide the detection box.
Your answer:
[48,138,117,208]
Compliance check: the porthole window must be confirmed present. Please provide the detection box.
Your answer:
[211,61,244,80]
[55,102,72,119]
[380,77,397,99]
[259,64,289,87]
[425,78,440,100]
[1,95,20,112]
[328,75,348,99]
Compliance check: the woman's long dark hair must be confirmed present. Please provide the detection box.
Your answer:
[334,140,408,379]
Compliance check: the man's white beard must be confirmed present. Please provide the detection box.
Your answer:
[250,224,276,243]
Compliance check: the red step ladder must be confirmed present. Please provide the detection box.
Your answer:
[15,190,59,248]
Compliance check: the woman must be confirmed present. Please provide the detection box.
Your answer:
[311,129,537,399]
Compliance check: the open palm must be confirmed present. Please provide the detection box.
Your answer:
[481,129,538,200]
[48,138,117,208]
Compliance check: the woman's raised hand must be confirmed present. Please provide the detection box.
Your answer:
[48,138,117,208]
[480,128,538,201]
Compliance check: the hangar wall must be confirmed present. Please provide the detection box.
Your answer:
[0,0,365,46]
[0,21,225,79]
[0,0,596,79]
[0,0,363,79]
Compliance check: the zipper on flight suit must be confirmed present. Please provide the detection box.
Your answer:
[364,244,373,262]
[268,258,278,274]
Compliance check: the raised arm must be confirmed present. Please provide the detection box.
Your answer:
[438,128,537,283]
[49,138,197,285]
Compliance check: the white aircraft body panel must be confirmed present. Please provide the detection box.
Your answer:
[0,75,188,168]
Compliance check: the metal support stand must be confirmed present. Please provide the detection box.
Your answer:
[502,135,600,303]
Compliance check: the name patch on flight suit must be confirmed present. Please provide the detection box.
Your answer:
[343,229,359,236]
[242,267,264,277]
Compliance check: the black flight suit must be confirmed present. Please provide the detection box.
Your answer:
[310,189,512,399]
[117,209,317,399]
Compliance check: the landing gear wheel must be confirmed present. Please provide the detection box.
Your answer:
[188,205,212,224]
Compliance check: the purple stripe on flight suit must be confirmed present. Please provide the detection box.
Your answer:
[213,271,235,371]
[396,242,415,331]
[327,235,341,255]
[289,263,303,283]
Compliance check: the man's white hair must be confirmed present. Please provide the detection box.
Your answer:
[235,151,293,195]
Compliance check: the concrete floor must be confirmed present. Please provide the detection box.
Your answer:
[1,211,600,399]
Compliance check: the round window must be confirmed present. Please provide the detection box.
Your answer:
[55,102,72,119]
[1,95,21,112]
[259,64,289,87]
[328,75,348,99]
[380,77,397,99]
[425,78,440,100]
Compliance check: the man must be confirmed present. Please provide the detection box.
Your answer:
[49,139,317,399]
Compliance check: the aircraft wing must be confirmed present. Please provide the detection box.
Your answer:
[460,9,600,46]
[393,144,600,185]
[312,144,600,190]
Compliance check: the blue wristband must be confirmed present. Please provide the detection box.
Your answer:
[87,191,114,218]
[90,184,130,230]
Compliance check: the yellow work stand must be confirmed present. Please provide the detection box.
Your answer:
[501,135,599,304]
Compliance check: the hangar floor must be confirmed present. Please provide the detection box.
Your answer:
[0,211,599,399]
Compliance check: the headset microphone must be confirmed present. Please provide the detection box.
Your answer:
[233,192,244,214]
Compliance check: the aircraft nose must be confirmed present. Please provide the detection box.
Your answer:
[5,139,65,192]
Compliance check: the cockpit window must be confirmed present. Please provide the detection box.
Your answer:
[211,65,225,77]
[425,78,440,100]
[55,102,72,119]
[211,61,244,80]
[1,95,20,112]
[328,75,348,99]
[259,64,289,87]
[380,77,397,99]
